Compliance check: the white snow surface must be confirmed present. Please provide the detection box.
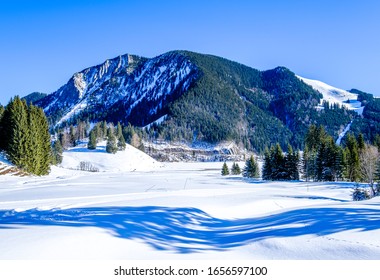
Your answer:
[297,76,365,115]
[0,146,380,260]
[60,141,163,172]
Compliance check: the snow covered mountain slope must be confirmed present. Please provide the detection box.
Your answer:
[37,51,199,126]
[297,76,364,115]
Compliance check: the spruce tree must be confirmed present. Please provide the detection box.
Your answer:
[122,123,135,144]
[106,133,118,154]
[4,97,29,169]
[302,146,311,181]
[101,121,108,140]
[221,162,230,176]
[243,155,259,178]
[357,133,365,151]
[35,106,52,175]
[271,144,285,180]
[262,147,272,180]
[231,162,241,175]
[285,145,300,180]
[116,122,123,139]
[345,133,360,182]
[87,129,97,150]
[52,139,63,165]
[26,105,42,174]
[117,134,126,151]
[335,146,346,181]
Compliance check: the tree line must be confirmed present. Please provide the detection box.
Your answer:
[51,120,145,164]
[222,124,380,197]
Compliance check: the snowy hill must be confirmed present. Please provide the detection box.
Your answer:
[0,160,379,260]
[61,141,163,172]
[298,76,364,115]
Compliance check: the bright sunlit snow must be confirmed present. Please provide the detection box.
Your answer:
[0,143,379,260]
[297,76,365,115]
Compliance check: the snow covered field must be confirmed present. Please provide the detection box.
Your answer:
[0,144,380,260]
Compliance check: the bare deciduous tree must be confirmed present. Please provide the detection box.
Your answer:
[359,144,379,196]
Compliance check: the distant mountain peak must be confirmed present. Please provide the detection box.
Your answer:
[35,50,361,151]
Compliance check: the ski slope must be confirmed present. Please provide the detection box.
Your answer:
[0,144,379,260]
[297,76,364,115]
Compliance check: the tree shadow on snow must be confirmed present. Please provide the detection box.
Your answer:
[0,206,379,253]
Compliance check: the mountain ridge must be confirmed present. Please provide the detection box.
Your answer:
[34,50,372,151]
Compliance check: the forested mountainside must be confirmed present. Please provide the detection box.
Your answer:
[35,50,371,151]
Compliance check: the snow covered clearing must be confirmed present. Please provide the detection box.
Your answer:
[297,76,364,115]
[0,144,379,260]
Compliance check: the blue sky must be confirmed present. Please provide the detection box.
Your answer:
[0,0,379,105]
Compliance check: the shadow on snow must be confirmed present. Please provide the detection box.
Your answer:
[1,206,379,253]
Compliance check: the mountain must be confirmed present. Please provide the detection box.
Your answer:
[37,52,198,126]
[22,92,47,104]
[36,50,360,151]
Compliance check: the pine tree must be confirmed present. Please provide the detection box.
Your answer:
[101,121,108,139]
[123,123,135,144]
[357,133,365,151]
[231,162,241,175]
[335,145,346,181]
[243,155,259,178]
[221,162,230,176]
[87,129,97,150]
[52,139,63,165]
[262,148,271,180]
[3,97,29,169]
[346,133,360,182]
[35,106,52,175]
[26,105,42,174]
[117,134,126,151]
[302,146,311,181]
[285,145,300,180]
[271,144,285,180]
[106,133,118,154]
[116,122,123,139]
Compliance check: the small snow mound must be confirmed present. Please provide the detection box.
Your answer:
[60,141,163,172]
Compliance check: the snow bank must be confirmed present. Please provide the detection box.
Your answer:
[60,141,163,172]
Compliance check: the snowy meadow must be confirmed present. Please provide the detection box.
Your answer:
[0,144,379,260]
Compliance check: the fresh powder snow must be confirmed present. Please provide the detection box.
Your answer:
[0,143,379,260]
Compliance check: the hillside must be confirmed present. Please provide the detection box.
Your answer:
[36,50,361,151]
[61,141,163,172]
